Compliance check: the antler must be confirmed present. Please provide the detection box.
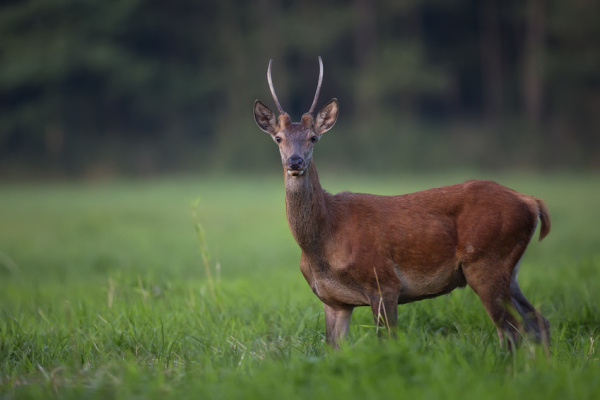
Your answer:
[267,59,285,115]
[307,56,323,116]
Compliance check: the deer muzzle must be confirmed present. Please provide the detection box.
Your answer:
[286,155,305,176]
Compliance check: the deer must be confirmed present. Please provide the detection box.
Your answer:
[253,57,551,349]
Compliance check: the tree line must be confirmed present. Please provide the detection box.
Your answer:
[0,0,598,177]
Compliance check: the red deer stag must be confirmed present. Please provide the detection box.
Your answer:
[253,57,550,349]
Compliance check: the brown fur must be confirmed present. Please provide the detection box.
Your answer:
[253,59,550,349]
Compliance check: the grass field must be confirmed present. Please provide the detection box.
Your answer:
[1,172,599,399]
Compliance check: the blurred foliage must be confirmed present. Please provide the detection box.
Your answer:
[0,0,598,177]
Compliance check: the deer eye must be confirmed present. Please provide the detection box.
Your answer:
[274,136,282,144]
[310,136,318,143]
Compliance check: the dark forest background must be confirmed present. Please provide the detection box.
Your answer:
[0,0,598,179]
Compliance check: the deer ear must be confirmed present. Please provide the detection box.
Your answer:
[314,99,338,135]
[254,100,278,135]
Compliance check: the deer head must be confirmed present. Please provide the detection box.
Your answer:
[254,57,339,177]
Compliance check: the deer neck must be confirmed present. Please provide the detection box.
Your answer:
[284,162,331,253]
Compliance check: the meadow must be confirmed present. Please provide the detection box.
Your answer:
[0,172,599,399]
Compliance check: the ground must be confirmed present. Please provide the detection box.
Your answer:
[0,172,599,399]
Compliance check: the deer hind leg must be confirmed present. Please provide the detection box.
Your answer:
[509,260,550,345]
[323,303,354,349]
[462,262,523,348]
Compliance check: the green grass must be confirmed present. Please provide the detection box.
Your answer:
[1,172,599,399]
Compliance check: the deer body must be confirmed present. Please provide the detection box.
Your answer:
[255,57,550,348]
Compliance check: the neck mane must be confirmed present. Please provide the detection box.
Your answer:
[284,162,331,253]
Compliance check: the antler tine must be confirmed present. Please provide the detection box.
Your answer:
[307,56,324,116]
[267,59,285,115]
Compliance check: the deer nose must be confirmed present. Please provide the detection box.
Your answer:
[287,156,305,171]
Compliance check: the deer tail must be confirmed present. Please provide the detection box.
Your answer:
[536,198,551,241]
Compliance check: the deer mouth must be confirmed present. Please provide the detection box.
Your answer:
[287,169,306,177]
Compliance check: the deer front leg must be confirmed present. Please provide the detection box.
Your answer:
[369,295,398,338]
[323,303,354,349]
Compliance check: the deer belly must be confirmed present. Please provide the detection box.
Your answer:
[394,262,466,303]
